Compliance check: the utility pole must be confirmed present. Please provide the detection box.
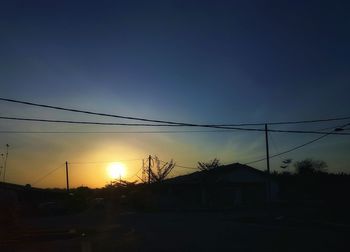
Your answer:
[0,153,4,177]
[265,124,271,201]
[142,159,145,182]
[148,155,151,184]
[3,144,9,183]
[65,161,70,193]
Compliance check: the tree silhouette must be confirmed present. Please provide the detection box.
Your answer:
[197,158,220,171]
[294,158,327,175]
[106,179,138,188]
[149,156,175,183]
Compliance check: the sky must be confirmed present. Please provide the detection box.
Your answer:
[0,0,349,188]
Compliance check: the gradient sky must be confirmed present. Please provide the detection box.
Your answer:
[0,0,349,188]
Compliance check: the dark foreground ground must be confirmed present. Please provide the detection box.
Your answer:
[1,206,349,252]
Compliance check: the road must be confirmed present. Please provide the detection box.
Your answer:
[1,209,348,251]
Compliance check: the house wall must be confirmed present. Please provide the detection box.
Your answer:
[157,181,274,209]
[207,183,268,207]
[220,168,279,202]
[223,168,268,183]
[156,167,280,209]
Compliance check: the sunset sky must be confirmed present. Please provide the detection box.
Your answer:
[1,0,350,188]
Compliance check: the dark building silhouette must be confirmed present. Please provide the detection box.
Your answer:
[154,163,279,209]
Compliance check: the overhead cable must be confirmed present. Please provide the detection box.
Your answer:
[244,122,350,165]
[32,163,64,186]
[0,116,350,135]
[1,97,350,127]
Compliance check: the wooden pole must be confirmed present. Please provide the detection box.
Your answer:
[2,144,9,182]
[265,124,271,201]
[148,155,151,184]
[65,161,70,193]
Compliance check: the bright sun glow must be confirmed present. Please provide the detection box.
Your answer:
[107,162,126,179]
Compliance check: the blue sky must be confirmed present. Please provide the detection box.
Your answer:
[0,0,349,187]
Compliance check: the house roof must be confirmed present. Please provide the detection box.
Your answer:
[165,163,269,184]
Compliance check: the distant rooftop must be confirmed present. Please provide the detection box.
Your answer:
[165,163,267,184]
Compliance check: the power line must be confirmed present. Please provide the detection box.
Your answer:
[244,134,328,165]
[174,164,198,170]
[69,158,142,164]
[1,97,350,127]
[0,97,196,126]
[253,127,350,135]
[1,115,350,135]
[0,130,247,134]
[219,117,350,126]
[244,123,350,165]
[127,167,143,180]
[269,133,285,163]
[0,115,281,132]
[32,163,64,186]
[0,129,349,135]
[159,159,198,170]
[0,116,180,127]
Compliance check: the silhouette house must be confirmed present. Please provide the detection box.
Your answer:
[155,163,279,209]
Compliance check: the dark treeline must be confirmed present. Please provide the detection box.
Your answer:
[269,159,350,224]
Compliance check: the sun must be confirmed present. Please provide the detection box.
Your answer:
[107,162,126,180]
